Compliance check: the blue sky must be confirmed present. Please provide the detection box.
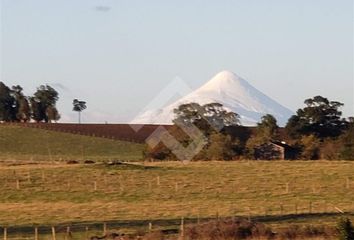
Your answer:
[1,0,353,123]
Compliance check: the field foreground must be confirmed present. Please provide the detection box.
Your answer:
[0,160,353,238]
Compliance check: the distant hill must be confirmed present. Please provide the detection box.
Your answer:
[0,125,144,162]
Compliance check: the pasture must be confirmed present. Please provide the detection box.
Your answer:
[0,161,353,237]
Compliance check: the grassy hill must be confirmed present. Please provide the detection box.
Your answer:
[0,125,145,161]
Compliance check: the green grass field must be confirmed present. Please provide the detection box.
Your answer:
[0,125,144,161]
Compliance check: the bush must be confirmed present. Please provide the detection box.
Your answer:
[132,219,339,240]
[339,124,354,160]
[300,134,320,160]
[141,231,164,240]
[277,224,336,239]
[184,218,274,240]
[337,218,354,240]
[203,133,235,160]
[320,138,340,160]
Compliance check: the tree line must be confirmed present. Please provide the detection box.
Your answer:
[1,81,352,160]
[145,96,354,160]
[0,82,60,123]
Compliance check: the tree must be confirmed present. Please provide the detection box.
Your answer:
[72,99,87,124]
[17,97,31,122]
[144,103,240,161]
[245,114,279,159]
[285,115,303,138]
[0,82,16,122]
[30,97,44,122]
[46,105,60,123]
[173,102,240,135]
[257,114,279,140]
[31,85,60,122]
[11,85,30,122]
[285,96,348,139]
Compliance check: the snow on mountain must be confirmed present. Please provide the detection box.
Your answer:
[131,71,293,126]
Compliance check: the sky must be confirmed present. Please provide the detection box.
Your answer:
[0,0,353,123]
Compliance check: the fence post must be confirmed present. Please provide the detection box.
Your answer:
[16,179,20,190]
[280,204,284,215]
[148,222,152,232]
[85,226,89,239]
[309,201,312,214]
[295,203,298,215]
[180,217,184,237]
[51,226,56,240]
[103,222,107,235]
[157,176,160,186]
[3,227,7,240]
[66,226,71,239]
[34,227,38,240]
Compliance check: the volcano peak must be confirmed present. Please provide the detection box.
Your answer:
[131,71,293,126]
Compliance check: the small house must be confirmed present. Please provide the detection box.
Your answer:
[254,141,297,160]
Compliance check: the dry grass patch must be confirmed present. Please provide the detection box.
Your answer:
[0,160,352,229]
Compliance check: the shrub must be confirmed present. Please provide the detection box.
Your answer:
[184,218,274,240]
[300,134,320,160]
[337,218,354,240]
[141,231,164,240]
[320,138,340,160]
[203,133,235,160]
[339,123,354,160]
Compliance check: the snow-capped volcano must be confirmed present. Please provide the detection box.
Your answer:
[131,71,293,126]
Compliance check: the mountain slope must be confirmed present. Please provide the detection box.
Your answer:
[132,71,293,126]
